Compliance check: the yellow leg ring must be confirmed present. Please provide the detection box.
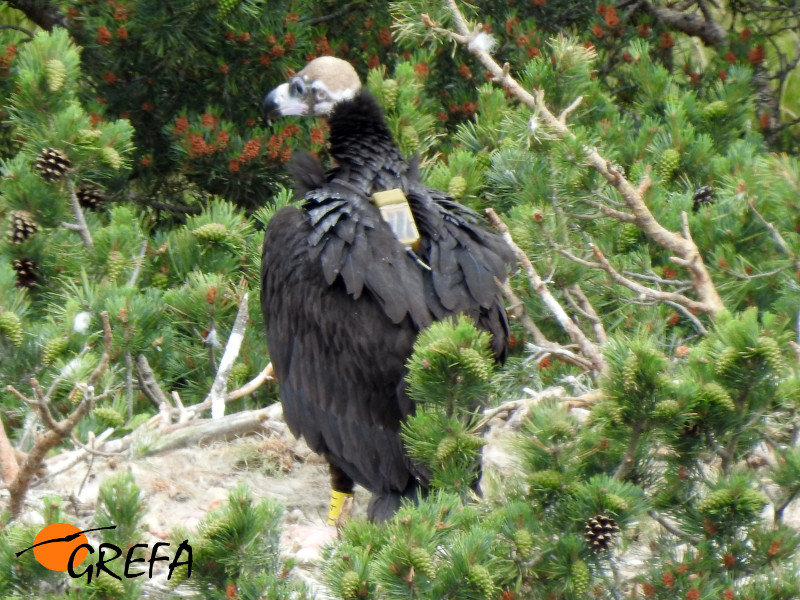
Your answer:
[327,490,354,526]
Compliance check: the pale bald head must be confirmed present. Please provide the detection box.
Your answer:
[262,56,362,122]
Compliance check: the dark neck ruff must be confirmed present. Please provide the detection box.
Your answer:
[327,91,407,194]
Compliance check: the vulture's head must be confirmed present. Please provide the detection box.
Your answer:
[262,56,361,124]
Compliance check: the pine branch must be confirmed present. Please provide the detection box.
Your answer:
[127,240,148,287]
[65,180,94,251]
[136,353,170,410]
[6,0,66,31]
[748,199,799,268]
[3,311,112,516]
[565,284,607,344]
[487,208,607,373]
[432,2,725,318]
[648,509,703,545]
[640,0,727,47]
[559,245,714,316]
[500,281,594,370]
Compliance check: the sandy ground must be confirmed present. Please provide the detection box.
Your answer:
[14,404,375,597]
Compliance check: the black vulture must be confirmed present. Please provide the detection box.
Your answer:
[260,56,513,523]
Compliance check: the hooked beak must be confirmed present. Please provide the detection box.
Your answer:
[262,82,309,126]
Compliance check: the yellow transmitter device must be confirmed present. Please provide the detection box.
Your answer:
[370,188,421,250]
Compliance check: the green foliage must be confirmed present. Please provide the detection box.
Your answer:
[402,316,495,494]
[171,484,309,600]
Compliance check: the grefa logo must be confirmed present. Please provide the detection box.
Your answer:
[17,523,192,584]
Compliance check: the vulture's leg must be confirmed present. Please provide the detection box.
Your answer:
[327,461,354,526]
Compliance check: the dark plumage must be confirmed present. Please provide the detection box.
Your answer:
[260,58,513,521]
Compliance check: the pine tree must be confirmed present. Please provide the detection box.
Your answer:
[2,0,800,598]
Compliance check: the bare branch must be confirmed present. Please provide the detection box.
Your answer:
[566,284,607,344]
[226,363,275,402]
[558,96,583,124]
[641,0,727,47]
[748,199,798,266]
[65,181,94,251]
[436,1,725,318]
[136,354,171,410]
[128,240,149,287]
[663,300,708,335]
[487,208,607,373]
[206,292,249,419]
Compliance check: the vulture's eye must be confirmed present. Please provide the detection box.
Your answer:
[290,78,306,96]
[314,88,328,102]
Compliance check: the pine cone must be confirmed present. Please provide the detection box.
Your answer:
[657,148,680,181]
[702,100,728,120]
[101,146,122,170]
[192,222,229,242]
[401,125,419,152]
[755,336,785,373]
[88,573,127,597]
[229,362,250,384]
[77,128,103,144]
[736,488,768,515]
[12,257,39,288]
[93,406,126,427]
[151,271,170,289]
[615,223,640,252]
[339,569,362,600]
[106,250,125,281]
[42,336,68,366]
[44,58,67,92]
[7,210,38,244]
[460,346,491,381]
[696,488,734,513]
[35,148,72,182]
[382,78,399,110]
[0,311,24,347]
[513,528,533,557]
[584,514,620,552]
[408,546,436,578]
[527,469,565,491]
[602,492,629,514]
[621,352,638,392]
[714,345,739,377]
[702,382,736,412]
[570,559,591,596]
[77,185,105,210]
[467,564,496,597]
[435,435,459,462]
[692,185,714,212]
[653,399,681,418]
[215,0,241,20]
[447,175,468,199]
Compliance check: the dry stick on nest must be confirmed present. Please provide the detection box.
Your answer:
[205,291,249,419]
[487,208,608,373]
[3,311,112,516]
[429,1,725,320]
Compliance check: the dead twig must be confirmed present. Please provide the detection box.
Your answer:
[3,312,112,516]
[206,292,250,419]
[65,180,94,251]
[487,209,607,373]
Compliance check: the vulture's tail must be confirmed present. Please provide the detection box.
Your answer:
[367,483,425,522]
